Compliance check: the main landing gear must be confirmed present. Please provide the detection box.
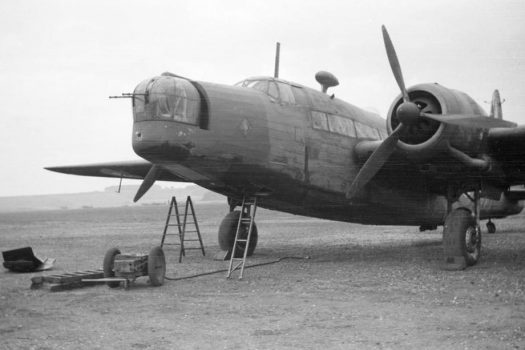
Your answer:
[218,199,258,257]
[442,188,482,270]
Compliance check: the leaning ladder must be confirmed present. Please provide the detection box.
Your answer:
[160,196,205,263]
[227,196,258,279]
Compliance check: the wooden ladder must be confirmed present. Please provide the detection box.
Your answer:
[227,195,258,279]
[161,196,205,262]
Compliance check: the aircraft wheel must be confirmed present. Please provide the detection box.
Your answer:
[148,246,165,287]
[486,220,496,234]
[218,210,258,257]
[443,208,481,267]
[103,247,121,288]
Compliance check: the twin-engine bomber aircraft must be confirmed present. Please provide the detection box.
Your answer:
[48,27,525,270]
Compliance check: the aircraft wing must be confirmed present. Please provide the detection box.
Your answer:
[351,123,525,200]
[45,160,191,183]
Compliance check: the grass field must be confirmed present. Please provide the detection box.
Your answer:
[1,203,524,349]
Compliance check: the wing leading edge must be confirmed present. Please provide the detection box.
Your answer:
[45,160,191,183]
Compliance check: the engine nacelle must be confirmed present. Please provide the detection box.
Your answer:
[386,83,488,161]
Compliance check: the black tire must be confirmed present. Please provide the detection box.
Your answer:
[486,221,496,234]
[148,246,165,287]
[103,247,121,288]
[218,210,258,257]
[443,208,481,266]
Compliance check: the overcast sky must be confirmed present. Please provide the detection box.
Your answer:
[1,0,524,196]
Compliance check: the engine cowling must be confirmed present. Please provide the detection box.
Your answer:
[346,27,498,200]
[386,83,488,161]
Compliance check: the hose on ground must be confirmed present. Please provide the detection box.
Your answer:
[164,256,310,281]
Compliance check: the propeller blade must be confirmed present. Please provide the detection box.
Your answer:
[134,165,162,202]
[382,25,410,102]
[420,112,517,129]
[346,124,405,199]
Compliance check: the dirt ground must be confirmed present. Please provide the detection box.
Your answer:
[1,203,524,349]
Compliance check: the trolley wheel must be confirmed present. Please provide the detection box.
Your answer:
[103,247,121,288]
[148,246,165,286]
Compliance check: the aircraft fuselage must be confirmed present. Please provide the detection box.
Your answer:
[131,74,522,226]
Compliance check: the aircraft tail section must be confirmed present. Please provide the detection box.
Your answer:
[490,89,503,120]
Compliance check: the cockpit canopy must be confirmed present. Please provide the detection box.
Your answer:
[235,77,307,105]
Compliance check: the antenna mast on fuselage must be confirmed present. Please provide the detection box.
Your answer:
[274,42,280,78]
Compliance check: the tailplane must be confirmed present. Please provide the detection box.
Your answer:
[490,89,503,120]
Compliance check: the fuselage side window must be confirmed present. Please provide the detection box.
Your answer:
[327,115,356,138]
[354,121,379,139]
[312,111,328,131]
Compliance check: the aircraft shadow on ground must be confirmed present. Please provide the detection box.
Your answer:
[255,238,525,268]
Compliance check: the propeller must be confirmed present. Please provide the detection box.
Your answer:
[382,26,409,103]
[381,24,514,130]
[347,25,515,200]
[346,26,419,199]
[134,165,162,202]
[346,124,404,198]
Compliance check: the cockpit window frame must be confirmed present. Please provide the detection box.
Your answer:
[276,82,296,105]
[268,81,279,101]
[238,77,307,107]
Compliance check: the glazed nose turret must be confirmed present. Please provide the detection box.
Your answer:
[131,74,202,163]
[132,73,201,123]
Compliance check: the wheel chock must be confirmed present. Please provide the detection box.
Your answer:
[441,256,467,271]
[213,250,231,261]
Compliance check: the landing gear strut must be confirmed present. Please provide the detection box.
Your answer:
[442,187,482,270]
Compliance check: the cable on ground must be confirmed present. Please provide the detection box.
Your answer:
[164,256,310,281]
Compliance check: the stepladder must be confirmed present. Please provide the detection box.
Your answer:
[227,195,258,279]
[160,196,205,262]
